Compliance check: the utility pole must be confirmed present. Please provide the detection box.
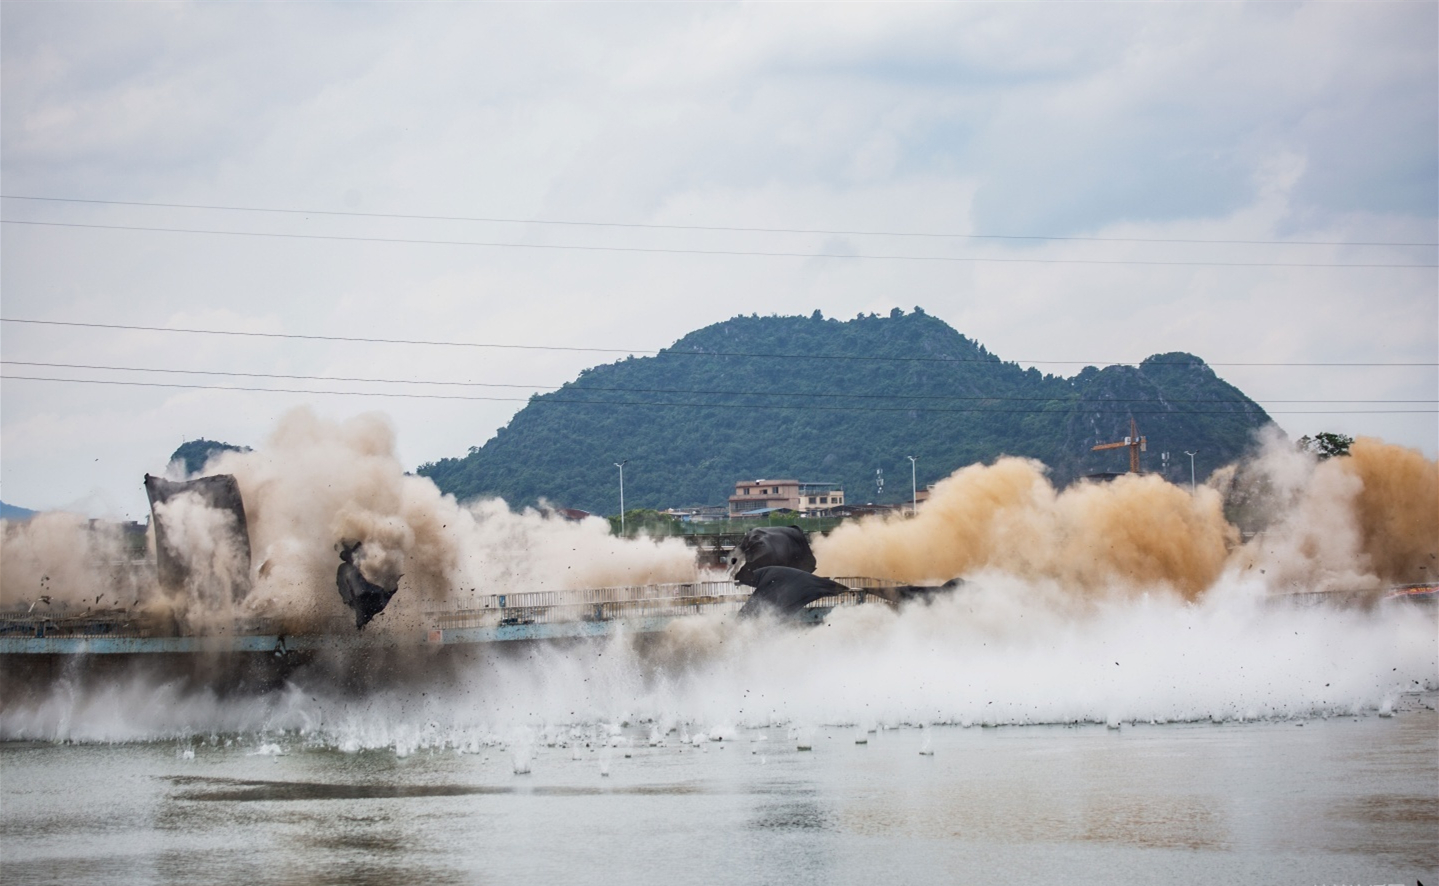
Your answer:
[615,460,627,535]
[907,455,918,516]
[1184,451,1197,492]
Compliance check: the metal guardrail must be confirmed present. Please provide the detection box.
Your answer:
[422,579,753,630]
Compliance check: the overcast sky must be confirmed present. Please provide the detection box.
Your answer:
[2,1,1435,518]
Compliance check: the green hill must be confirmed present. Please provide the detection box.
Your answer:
[418,309,1273,514]
[169,439,250,476]
[0,501,37,521]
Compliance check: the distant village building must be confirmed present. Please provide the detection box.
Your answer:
[728,479,844,517]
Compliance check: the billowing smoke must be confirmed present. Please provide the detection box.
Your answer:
[1,408,700,632]
[150,490,251,632]
[0,512,148,611]
[813,457,1235,600]
[208,408,700,630]
[1221,434,1438,593]
[813,435,1437,601]
[1,412,1435,746]
[4,414,1433,623]
[1342,438,1438,586]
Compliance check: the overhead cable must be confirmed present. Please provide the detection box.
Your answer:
[4,318,1434,367]
[2,220,1433,269]
[3,194,1434,247]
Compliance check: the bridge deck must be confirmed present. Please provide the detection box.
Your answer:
[0,578,892,655]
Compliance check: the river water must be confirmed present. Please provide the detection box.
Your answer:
[3,701,1436,885]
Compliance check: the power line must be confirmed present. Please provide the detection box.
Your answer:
[3,219,1434,269]
[4,318,1434,367]
[4,360,1433,405]
[5,193,1434,248]
[3,375,1433,415]
[2,317,640,356]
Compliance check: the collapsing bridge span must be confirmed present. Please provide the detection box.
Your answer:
[0,578,901,655]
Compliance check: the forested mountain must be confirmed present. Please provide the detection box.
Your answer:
[418,309,1274,514]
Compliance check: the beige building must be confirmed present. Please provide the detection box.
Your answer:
[728,479,845,517]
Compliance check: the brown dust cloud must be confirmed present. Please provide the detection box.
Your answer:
[814,432,1437,600]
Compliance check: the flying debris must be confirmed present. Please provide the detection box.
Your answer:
[731,524,964,614]
[143,472,252,602]
[868,578,967,606]
[730,526,817,586]
[737,566,850,618]
[336,541,399,630]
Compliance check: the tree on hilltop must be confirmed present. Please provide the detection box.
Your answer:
[1296,432,1354,460]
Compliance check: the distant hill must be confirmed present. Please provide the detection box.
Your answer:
[419,309,1274,514]
[169,439,250,476]
[0,501,37,521]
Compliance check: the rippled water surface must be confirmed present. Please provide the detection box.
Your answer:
[4,700,1436,885]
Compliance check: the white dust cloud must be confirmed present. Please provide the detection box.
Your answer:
[1,407,700,631]
[211,408,700,629]
[150,491,251,632]
[0,512,147,610]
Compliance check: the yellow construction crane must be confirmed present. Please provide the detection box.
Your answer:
[1092,417,1146,473]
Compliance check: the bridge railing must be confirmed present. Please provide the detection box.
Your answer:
[418,577,897,629]
[419,579,751,629]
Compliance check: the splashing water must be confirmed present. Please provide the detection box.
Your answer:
[2,572,1432,746]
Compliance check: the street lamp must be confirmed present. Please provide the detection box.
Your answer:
[1184,451,1197,492]
[615,460,627,535]
[907,455,918,516]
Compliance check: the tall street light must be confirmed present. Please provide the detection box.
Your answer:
[615,460,627,535]
[1184,451,1197,492]
[907,455,918,516]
